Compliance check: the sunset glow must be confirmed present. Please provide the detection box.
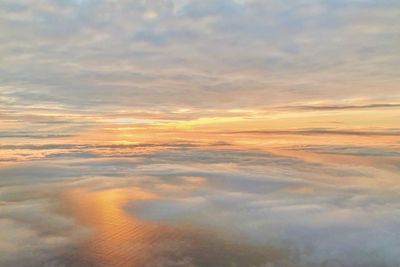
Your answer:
[1,1,400,266]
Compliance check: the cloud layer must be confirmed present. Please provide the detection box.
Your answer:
[1,143,400,266]
[1,0,400,113]
[1,1,400,266]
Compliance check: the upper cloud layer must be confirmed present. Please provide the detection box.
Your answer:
[0,0,399,112]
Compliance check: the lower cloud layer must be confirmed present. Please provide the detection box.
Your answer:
[0,144,399,267]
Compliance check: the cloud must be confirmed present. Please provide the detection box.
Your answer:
[1,143,399,266]
[120,146,400,266]
[282,103,400,111]
[224,129,400,136]
[0,191,90,267]
[0,132,74,139]
[288,145,400,157]
[0,0,399,112]
[0,1,399,266]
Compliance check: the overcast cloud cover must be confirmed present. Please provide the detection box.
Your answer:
[1,0,400,113]
[1,144,400,266]
[1,1,400,267]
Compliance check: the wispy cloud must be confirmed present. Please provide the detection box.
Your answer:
[281,103,400,111]
[1,0,399,112]
[224,129,400,136]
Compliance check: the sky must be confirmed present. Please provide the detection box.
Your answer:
[1,1,400,267]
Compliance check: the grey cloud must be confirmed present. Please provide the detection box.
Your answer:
[225,129,400,136]
[0,163,85,184]
[127,178,400,267]
[282,103,400,111]
[1,0,399,111]
[0,143,378,197]
[0,195,89,267]
[1,143,400,266]
[0,133,74,139]
[0,142,197,150]
[288,145,400,157]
